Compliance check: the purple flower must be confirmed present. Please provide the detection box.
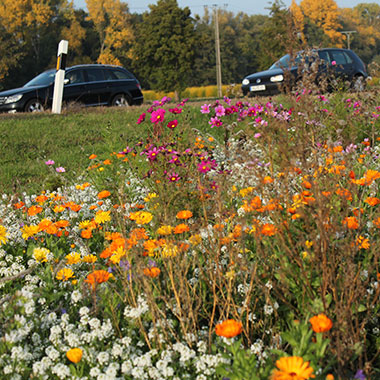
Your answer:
[200,104,211,114]
[168,107,182,114]
[354,370,366,380]
[45,160,55,166]
[146,147,159,161]
[223,96,231,105]
[56,167,65,173]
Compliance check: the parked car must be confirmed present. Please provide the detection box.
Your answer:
[241,48,368,97]
[0,64,144,113]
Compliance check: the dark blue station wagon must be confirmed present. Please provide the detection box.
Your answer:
[0,64,144,113]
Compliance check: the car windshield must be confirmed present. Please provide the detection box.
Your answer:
[269,51,320,70]
[23,70,56,87]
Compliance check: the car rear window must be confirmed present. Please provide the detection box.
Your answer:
[111,69,134,80]
[329,51,352,65]
[86,69,105,82]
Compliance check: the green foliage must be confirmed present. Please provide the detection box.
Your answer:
[132,0,197,96]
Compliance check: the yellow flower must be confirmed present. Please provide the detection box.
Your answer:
[82,254,97,263]
[66,347,83,363]
[189,234,202,246]
[79,220,91,229]
[56,268,75,281]
[305,240,313,249]
[356,236,370,250]
[21,224,40,240]
[270,356,314,380]
[0,225,8,245]
[156,225,173,236]
[94,210,111,224]
[53,205,65,213]
[33,247,51,263]
[65,252,81,265]
[144,192,158,202]
[129,211,153,225]
[109,246,127,264]
[161,243,178,258]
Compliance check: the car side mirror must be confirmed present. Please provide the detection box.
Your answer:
[64,78,70,85]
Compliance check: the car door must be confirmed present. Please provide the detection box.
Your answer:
[328,50,354,80]
[83,68,110,106]
[63,69,87,105]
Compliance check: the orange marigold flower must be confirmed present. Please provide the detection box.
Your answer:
[89,154,97,159]
[174,223,190,234]
[373,217,380,228]
[55,220,70,228]
[336,188,352,201]
[263,176,274,184]
[309,313,333,333]
[85,269,111,289]
[270,356,315,380]
[27,205,43,216]
[364,197,380,206]
[342,216,359,229]
[103,159,112,165]
[35,195,48,204]
[66,348,83,363]
[353,169,380,186]
[215,319,243,338]
[261,223,277,236]
[98,190,111,199]
[356,235,370,249]
[81,228,93,239]
[143,267,161,278]
[176,210,193,219]
[14,201,25,209]
[326,375,334,380]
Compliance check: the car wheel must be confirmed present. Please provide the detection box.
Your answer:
[24,99,45,113]
[352,75,366,92]
[111,94,129,107]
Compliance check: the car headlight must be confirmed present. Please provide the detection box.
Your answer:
[5,94,23,104]
[270,74,284,82]
[242,78,250,85]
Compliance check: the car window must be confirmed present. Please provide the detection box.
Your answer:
[24,70,56,87]
[318,51,330,64]
[65,69,84,84]
[111,69,134,80]
[104,69,117,81]
[86,68,105,82]
[329,51,348,65]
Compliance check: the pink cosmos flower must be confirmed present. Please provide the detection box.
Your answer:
[137,113,146,124]
[214,105,225,117]
[147,147,159,161]
[167,120,178,129]
[45,160,55,166]
[197,159,217,173]
[168,107,182,114]
[56,167,66,173]
[209,117,223,128]
[168,172,180,182]
[254,133,261,138]
[223,96,231,105]
[331,60,336,66]
[200,104,211,114]
[151,108,166,123]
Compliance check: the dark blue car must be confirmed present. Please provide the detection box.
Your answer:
[241,48,368,96]
[0,64,144,113]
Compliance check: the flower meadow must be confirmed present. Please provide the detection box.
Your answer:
[0,92,380,380]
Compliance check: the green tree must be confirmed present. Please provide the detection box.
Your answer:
[132,0,197,97]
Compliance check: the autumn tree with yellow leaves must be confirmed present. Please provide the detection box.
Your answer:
[290,0,343,46]
[86,0,134,66]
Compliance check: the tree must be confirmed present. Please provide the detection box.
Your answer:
[0,0,72,88]
[132,0,197,97]
[86,0,134,65]
[299,0,343,46]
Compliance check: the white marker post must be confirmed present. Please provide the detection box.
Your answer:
[52,40,68,114]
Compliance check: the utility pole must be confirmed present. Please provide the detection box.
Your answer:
[213,5,222,98]
[341,31,357,50]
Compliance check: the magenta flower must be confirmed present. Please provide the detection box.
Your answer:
[331,60,336,66]
[147,147,159,161]
[168,172,180,182]
[168,107,182,114]
[209,117,223,128]
[214,105,225,117]
[56,167,65,173]
[254,133,261,138]
[45,160,55,166]
[200,104,211,114]
[197,159,217,173]
[137,113,146,124]
[151,108,166,124]
[223,96,231,105]
[167,120,178,129]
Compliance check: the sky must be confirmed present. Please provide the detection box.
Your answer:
[73,0,380,16]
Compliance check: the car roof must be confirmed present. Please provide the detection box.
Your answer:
[67,64,125,70]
